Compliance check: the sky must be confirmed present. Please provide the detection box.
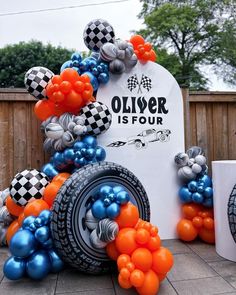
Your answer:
[0,0,234,91]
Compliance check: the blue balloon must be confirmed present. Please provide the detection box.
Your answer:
[39,210,51,225]
[41,163,58,179]
[106,202,120,219]
[179,187,192,203]
[3,256,26,280]
[116,191,130,205]
[48,250,64,273]
[41,238,53,249]
[113,186,124,194]
[26,250,51,280]
[71,52,82,62]
[29,223,37,232]
[187,181,198,192]
[92,67,99,76]
[74,141,86,150]
[202,198,213,207]
[99,185,113,198]
[204,187,213,198]
[197,185,204,193]
[199,175,212,188]
[64,148,76,164]
[22,216,36,230]
[83,136,97,148]
[98,72,109,84]
[92,199,107,219]
[35,226,50,243]
[103,198,112,207]
[10,230,37,258]
[74,157,87,167]
[95,146,106,161]
[60,60,73,73]
[85,148,96,160]
[81,148,87,156]
[34,217,43,228]
[192,192,204,204]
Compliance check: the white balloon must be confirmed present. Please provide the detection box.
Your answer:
[195,155,207,166]
[192,163,202,174]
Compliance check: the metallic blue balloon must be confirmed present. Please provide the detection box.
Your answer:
[82,72,99,91]
[42,238,53,249]
[53,152,65,166]
[48,250,64,273]
[83,136,97,148]
[95,146,106,161]
[199,175,212,188]
[106,202,120,219]
[41,163,58,179]
[3,256,26,280]
[74,141,86,150]
[22,216,36,230]
[92,67,99,76]
[98,72,109,84]
[202,198,213,207]
[71,52,82,62]
[204,187,213,198]
[79,60,89,71]
[85,148,96,160]
[26,250,51,280]
[29,223,37,232]
[64,148,76,164]
[113,186,124,194]
[116,191,130,205]
[197,185,204,193]
[92,199,107,219]
[103,198,112,207]
[60,60,73,73]
[81,148,87,156]
[99,185,113,198]
[187,181,198,192]
[74,157,87,167]
[192,192,204,204]
[10,229,37,258]
[179,187,192,203]
[39,210,51,225]
[35,226,50,243]
[34,217,43,228]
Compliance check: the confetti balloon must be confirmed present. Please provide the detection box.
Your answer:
[90,229,107,249]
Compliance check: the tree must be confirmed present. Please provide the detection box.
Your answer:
[138,0,236,90]
[0,41,74,88]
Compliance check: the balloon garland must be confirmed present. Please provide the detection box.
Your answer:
[174,146,215,244]
[2,18,175,295]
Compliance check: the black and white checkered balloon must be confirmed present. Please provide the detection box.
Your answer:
[24,66,54,100]
[10,169,49,207]
[79,102,112,136]
[83,19,115,52]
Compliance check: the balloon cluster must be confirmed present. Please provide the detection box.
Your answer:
[0,188,13,246]
[129,35,157,62]
[174,146,208,182]
[179,175,213,207]
[105,205,173,295]
[3,210,64,280]
[177,203,215,244]
[61,53,109,91]
[100,40,138,74]
[42,136,106,179]
[41,113,87,153]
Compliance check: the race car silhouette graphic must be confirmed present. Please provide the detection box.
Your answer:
[107,129,171,150]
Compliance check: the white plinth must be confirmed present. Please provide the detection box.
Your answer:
[212,160,236,261]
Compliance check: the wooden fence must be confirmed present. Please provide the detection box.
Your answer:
[0,88,235,189]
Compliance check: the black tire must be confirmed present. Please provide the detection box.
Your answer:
[228,184,236,243]
[51,161,150,274]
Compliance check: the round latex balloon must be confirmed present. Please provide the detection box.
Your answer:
[115,202,139,229]
[115,228,138,255]
[10,229,37,258]
[177,219,198,242]
[24,199,49,217]
[3,256,26,280]
[26,250,51,280]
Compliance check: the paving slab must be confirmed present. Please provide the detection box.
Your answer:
[168,253,218,282]
[162,239,193,255]
[56,289,115,295]
[172,276,235,295]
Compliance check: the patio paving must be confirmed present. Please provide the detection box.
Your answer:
[1,239,236,295]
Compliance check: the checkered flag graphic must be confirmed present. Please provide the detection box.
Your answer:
[140,74,152,92]
[127,74,139,92]
[107,141,127,147]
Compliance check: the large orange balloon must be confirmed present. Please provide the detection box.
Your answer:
[177,218,198,242]
[52,172,70,184]
[115,228,138,255]
[198,227,215,244]
[118,274,132,289]
[136,269,159,295]
[203,217,214,230]
[146,235,161,252]
[18,212,25,226]
[117,254,131,270]
[6,196,24,217]
[106,241,120,261]
[152,247,174,274]
[115,202,139,229]
[130,269,145,287]
[6,220,19,245]
[65,90,83,109]
[34,100,55,121]
[135,228,150,245]
[43,182,60,207]
[182,203,200,220]
[24,199,49,217]
[130,35,145,48]
[131,248,152,272]
[60,68,80,84]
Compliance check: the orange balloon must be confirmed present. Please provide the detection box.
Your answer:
[61,68,80,83]
[74,81,85,93]
[192,216,203,228]
[135,228,150,245]
[82,90,93,102]
[6,220,19,245]
[136,269,159,295]
[177,219,198,242]
[146,235,161,252]
[51,91,65,103]
[149,49,157,62]
[18,212,25,226]
[150,226,158,236]
[152,247,174,275]
[198,227,215,244]
[6,196,24,217]
[182,203,200,220]
[203,217,214,230]
[126,262,135,272]
[34,100,55,121]
[115,228,138,255]
[118,274,132,289]
[158,273,166,282]
[131,248,152,272]
[43,182,60,207]
[117,254,131,270]
[106,241,120,261]
[65,90,83,109]
[130,35,145,48]
[130,269,145,287]
[52,172,70,184]
[24,199,49,217]
[120,267,130,280]
[115,202,139,229]
[80,74,91,83]
[59,81,72,94]
[52,75,63,85]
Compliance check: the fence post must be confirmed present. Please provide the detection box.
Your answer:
[181,88,190,150]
